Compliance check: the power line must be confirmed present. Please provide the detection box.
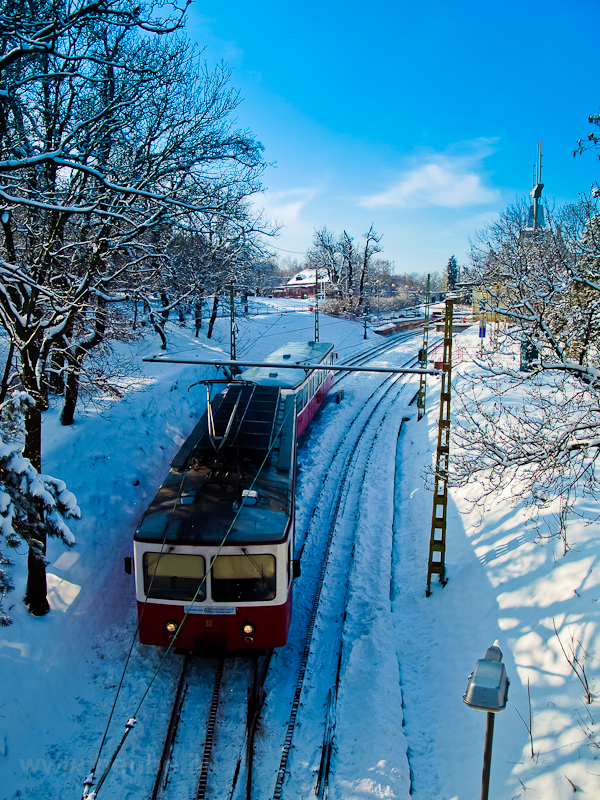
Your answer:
[267,244,306,255]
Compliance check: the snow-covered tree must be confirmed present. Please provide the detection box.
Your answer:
[0,393,79,620]
[444,255,459,291]
[355,225,383,309]
[305,225,382,309]
[574,112,600,162]
[0,0,267,448]
[451,197,600,552]
[0,0,268,611]
[305,227,343,291]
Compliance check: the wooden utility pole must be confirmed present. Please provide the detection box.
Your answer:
[417,274,431,421]
[426,296,454,596]
[314,270,320,342]
[229,284,237,362]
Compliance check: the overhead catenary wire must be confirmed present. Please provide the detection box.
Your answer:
[81,444,193,798]
[82,453,192,799]
[81,397,295,800]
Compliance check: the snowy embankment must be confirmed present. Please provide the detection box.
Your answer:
[394,326,600,800]
[0,306,598,800]
[0,299,371,799]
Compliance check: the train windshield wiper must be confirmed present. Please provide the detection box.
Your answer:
[241,547,275,591]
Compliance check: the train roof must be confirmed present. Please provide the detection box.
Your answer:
[134,384,296,546]
[239,340,334,389]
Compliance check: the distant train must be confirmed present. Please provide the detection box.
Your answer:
[131,341,335,650]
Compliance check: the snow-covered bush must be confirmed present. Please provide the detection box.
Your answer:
[0,393,80,625]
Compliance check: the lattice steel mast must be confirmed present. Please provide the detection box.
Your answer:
[426,295,453,595]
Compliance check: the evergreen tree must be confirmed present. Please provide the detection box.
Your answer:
[445,255,459,291]
[0,394,79,623]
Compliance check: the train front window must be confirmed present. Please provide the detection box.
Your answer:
[143,553,206,601]
[211,554,276,602]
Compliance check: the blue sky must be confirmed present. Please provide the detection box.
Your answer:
[187,1,599,274]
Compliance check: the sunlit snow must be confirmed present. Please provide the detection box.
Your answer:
[0,302,598,800]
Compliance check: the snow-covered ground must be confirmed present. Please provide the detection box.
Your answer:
[1,301,599,800]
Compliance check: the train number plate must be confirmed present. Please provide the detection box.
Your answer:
[184,605,237,615]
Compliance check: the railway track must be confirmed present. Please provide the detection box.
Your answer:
[149,650,271,800]
[333,328,425,384]
[269,352,420,798]
[148,338,437,800]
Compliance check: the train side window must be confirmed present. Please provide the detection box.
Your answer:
[143,552,205,601]
[211,554,276,602]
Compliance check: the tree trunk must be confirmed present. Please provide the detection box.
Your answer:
[60,361,81,426]
[195,299,202,337]
[357,266,366,308]
[23,406,50,616]
[60,298,107,425]
[160,292,170,325]
[178,302,186,327]
[49,345,65,394]
[24,402,42,471]
[0,340,14,405]
[144,299,167,349]
[207,295,219,339]
[24,528,49,616]
[1,210,16,262]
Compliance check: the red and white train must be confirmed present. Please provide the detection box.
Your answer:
[132,341,335,651]
[239,341,335,438]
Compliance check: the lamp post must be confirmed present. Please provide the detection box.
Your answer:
[463,642,510,800]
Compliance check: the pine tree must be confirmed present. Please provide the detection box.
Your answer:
[0,393,79,623]
[445,255,459,291]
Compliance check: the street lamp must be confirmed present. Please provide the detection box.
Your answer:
[463,642,510,800]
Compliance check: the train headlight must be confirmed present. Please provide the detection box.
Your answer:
[242,622,255,635]
[165,621,178,634]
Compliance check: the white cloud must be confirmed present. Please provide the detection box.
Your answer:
[360,148,500,210]
[257,187,319,228]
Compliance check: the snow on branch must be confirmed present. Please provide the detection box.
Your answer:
[0,394,80,625]
[0,1,191,72]
[452,196,600,552]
